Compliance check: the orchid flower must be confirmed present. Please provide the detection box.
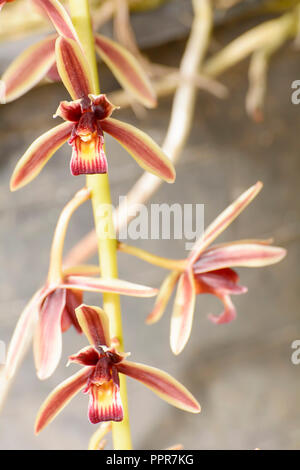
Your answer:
[4,188,158,382]
[9,32,175,189]
[120,182,286,355]
[0,0,156,108]
[35,304,200,433]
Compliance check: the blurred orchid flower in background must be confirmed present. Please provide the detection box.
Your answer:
[4,188,158,382]
[35,304,200,432]
[121,182,286,355]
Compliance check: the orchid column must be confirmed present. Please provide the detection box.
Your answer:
[68,0,132,449]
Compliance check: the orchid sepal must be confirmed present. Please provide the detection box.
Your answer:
[0,35,56,104]
[101,118,176,183]
[10,122,73,191]
[55,36,94,100]
[94,33,157,108]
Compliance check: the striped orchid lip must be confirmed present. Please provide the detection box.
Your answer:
[35,305,200,433]
[143,182,287,355]
[54,94,116,176]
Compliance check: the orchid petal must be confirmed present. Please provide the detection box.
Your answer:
[61,289,82,333]
[5,288,48,380]
[32,0,78,41]
[10,121,73,191]
[195,268,247,295]
[193,243,286,274]
[55,36,94,100]
[34,288,66,380]
[89,94,117,119]
[101,118,175,183]
[88,381,123,424]
[0,35,56,104]
[35,366,92,434]
[62,275,158,297]
[54,99,82,121]
[146,271,180,325]
[208,294,237,324]
[75,304,111,348]
[207,238,274,251]
[94,34,156,108]
[68,345,99,366]
[189,182,263,264]
[117,360,200,414]
[170,270,196,355]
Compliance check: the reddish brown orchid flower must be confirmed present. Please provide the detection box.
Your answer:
[121,182,286,355]
[35,304,200,433]
[0,0,156,107]
[4,188,158,382]
[9,33,174,189]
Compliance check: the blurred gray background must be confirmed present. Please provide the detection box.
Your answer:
[0,1,299,450]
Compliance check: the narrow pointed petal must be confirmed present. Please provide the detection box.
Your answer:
[69,346,99,366]
[54,99,82,121]
[63,275,158,297]
[101,118,175,183]
[70,135,108,175]
[88,382,123,423]
[0,35,56,104]
[75,305,111,348]
[208,238,274,250]
[32,0,78,41]
[10,122,73,191]
[195,269,247,295]
[55,36,94,100]
[146,271,180,325]
[5,288,48,380]
[117,360,200,414]
[193,243,286,274]
[170,270,196,355]
[61,289,83,333]
[189,182,263,264]
[90,94,117,119]
[35,366,92,434]
[94,34,156,108]
[34,289,66,380]
[208,294,237,324]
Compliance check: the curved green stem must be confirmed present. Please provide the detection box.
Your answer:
[118,242,188,272]
[69,0,132,450]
